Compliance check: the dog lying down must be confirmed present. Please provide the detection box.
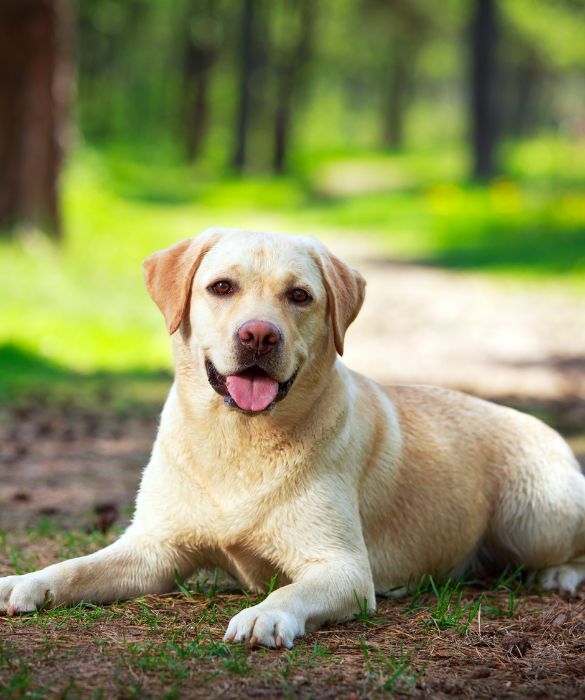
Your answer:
[1,229,584,648]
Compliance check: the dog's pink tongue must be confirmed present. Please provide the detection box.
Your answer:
[226,373,279,412]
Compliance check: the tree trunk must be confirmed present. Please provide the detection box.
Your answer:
[184,52,213,161]
[509,59,540,137]
[182,0,218,161]
[272,0,314,174]
[273,70,292,174]
[470,0,498,181]
[0,0,74,237]
[383,50,408,150]
[232,0,256,171]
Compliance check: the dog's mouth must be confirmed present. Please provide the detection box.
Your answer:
[206,361,297,413]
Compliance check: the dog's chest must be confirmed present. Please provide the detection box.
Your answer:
[178,458,286,541]
[190,439,304,519]
[164,423,313,548]
[184,482,290,590]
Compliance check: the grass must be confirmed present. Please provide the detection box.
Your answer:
[353,591,376,625]
[0,134,584,406]
[403,567,534,639]
[421,578,483,634]
[2,527,584,699]
[360,635,420,693]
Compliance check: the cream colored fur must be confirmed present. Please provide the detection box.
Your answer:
[2,229,584,648]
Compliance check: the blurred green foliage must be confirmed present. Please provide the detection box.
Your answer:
[72,0,585,160]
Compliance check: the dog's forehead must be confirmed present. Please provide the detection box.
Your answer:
[199,231,322,284]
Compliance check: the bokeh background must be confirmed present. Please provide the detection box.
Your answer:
[1,0,585,524]
[2,4,585,694]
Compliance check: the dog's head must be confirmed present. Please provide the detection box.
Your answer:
[143,229,365,414]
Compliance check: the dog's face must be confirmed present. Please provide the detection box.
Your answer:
[143,229,365,414]
[191,232,328,412]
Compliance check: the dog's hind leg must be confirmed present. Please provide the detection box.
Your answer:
[488,426,585,592]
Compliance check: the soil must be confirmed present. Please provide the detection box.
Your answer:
[1,585,585,699]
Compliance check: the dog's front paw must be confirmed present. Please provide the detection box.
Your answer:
[0,574,54,615]
[223,605,302,649]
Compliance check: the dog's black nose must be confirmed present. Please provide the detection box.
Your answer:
[238,320,281,355]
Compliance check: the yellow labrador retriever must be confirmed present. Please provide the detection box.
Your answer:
[2,229,584,648]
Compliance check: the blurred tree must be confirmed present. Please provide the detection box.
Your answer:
[44,0,585,175]
[383,47,410,150]
[500,40,545,138]
[500,0,585,138]
[272,0,315,173]
[232,0,258,171]
[181,0,221,161]
[76,0,146,143]
[0,0,74,237]
[363,0,436,150]
[470,0,498,180]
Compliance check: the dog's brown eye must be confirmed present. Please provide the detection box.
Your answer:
[289,288,311,304]
[209,280,233,296]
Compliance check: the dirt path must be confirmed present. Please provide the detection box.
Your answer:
[333,237,585,403]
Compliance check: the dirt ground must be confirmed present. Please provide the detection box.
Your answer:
[1,246,585,698]
[339,238,585,405]
[1,579,585,699]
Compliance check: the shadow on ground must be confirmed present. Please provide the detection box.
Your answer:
[0,343,172,416]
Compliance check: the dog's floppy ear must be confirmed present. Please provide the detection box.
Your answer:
[313,247,366,356]
[143,232,219,334]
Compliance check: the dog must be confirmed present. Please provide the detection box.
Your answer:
[1,229,584,648]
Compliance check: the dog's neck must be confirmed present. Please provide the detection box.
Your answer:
[154,340,349,491]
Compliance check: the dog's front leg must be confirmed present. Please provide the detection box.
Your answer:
[224,554,375,649]
[0,526,195,615]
